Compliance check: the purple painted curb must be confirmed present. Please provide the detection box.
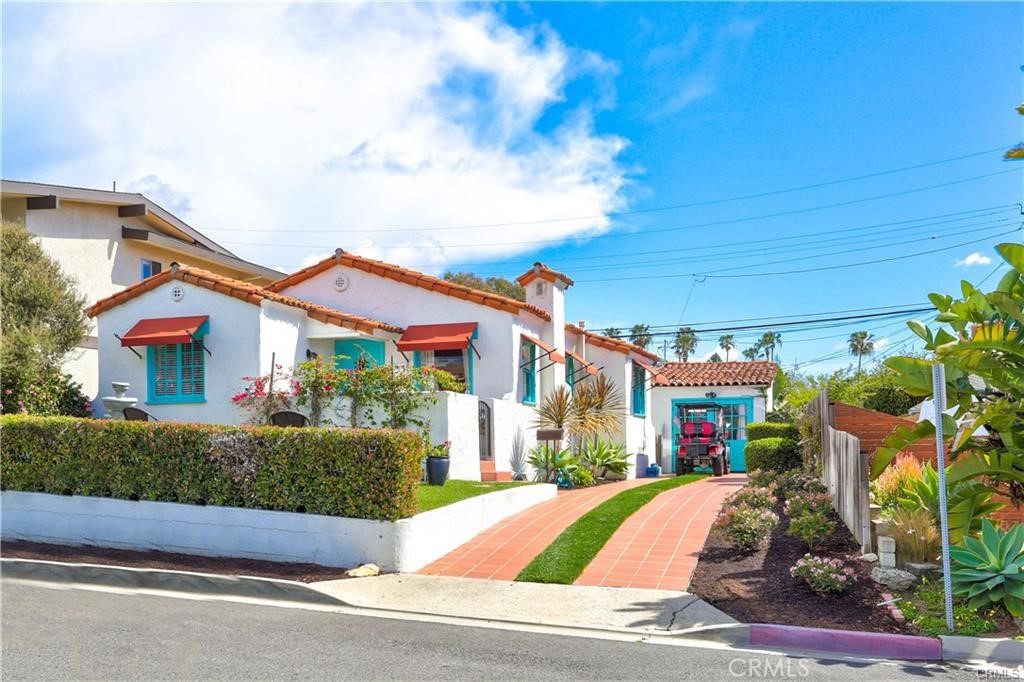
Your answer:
[749,624,942,660]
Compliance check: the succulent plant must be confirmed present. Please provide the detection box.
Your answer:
[949,520,1024,617]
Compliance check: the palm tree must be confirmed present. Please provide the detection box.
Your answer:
[758,331,782,361]
[742,347,759,361]
[718,334,735,361]
[848,330,875,373]
[603,327,622,338]
[629,324,652,350]
[672,326,698,361]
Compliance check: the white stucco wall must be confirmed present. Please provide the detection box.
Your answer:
[650,384,770,470]
[15,201,264,399]
[94,278,263,423]
[420,391,481,481]
[276,263,548,402]
[258,301,306,377]
[486,398,538,479]
[1,484,557,573]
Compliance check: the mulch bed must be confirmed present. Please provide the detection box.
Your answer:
[1,540,350,583]
[689,502,913,634]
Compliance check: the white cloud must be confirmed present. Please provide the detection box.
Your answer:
[3,3,629,272]
[954,252,993,268]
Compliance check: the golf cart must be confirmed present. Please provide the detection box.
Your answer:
[675,402,731,477]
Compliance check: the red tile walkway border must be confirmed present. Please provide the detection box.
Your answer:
[574,473,747,591]
[418,477,659,581]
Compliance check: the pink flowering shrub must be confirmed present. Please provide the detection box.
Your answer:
[232,365,298,425]
[714,504,779,550]
[784,492,833,518]
[730,486,776,510]
[787,509,837,548]
[790,554,856,594]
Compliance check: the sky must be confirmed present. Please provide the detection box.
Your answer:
[3,2,1022,374]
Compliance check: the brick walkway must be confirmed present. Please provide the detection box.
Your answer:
[574,473,747,591]
[418,477,658,581]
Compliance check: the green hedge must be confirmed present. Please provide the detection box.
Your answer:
[745,436,801,473]
[747,421,799,441]
[1,415,424,521]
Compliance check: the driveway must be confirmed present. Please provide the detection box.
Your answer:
[419,477,657,580]
[575,473,747,590]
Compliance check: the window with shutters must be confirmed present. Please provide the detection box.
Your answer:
[631,362,646,417]
[147,338,206,403]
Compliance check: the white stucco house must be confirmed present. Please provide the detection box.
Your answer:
[0,180,280,398]
[88,250,665,482]
[650,361,778,473]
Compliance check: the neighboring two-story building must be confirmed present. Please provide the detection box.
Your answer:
[0,180,280,398]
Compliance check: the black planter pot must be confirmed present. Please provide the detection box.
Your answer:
[426,456,450,486]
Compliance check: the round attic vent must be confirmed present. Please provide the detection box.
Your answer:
[334,274,350,292]
[170,284,185,302]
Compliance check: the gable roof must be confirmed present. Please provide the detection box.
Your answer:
[565,322,661,362]
[1,179,282,282]
[267,249,551,321]
[516,262,574,288]
[658,361,778,387]
[87,264,403,335]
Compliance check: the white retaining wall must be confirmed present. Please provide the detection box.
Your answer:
[1,484,556,573]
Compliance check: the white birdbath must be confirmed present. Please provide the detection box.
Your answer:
[101,381,137,419]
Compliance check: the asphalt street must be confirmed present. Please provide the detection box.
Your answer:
[1,581,977,681]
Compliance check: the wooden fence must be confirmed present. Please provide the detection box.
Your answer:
[807,390,873,553]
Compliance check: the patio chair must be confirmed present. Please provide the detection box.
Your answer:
[269,411,310,428]
[123,407,158,422]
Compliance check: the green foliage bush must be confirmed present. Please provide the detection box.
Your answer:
[714,504,779,550]
[1,415,425,520]
[747,422,799,441]
[786,509,837,548]
[745,437,801,473]
[950,521,1024,618]
[571,467,595,488]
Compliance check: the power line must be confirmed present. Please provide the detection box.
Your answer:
[216,168,1021,251]
[564,216,1014,278]
[580,227,1020,282]
[201,145,1008,234]
[609,307,934,339]
[618,302,929,332]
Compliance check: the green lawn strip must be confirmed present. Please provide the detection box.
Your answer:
[415,480,531,513]
[515,474,708,584]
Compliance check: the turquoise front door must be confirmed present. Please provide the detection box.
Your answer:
[334,339,386,369]
[670,396,754,473]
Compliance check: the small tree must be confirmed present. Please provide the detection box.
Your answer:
[848,330,875,373]
[719,334,735,361]
[871,243,1024,509]
[629,324,652,350]
[673,326,698,361]
[1,221,91,416]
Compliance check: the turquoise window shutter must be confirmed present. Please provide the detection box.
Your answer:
[631,363,646,417]
[334,339,386,369]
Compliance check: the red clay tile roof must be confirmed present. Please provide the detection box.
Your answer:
[516,262,574,288]
[267,249,551,321]
[87,264,403,336]
[564,323,661,362]
[658,361,778,387]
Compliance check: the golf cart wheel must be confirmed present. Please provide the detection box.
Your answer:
[724,455,731,474]
[712,457,724,477]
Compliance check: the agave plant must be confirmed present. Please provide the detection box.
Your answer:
[527,443,580,483]
[949,520,1024,617]
[582,440,630,478]
[897,461,1004,544]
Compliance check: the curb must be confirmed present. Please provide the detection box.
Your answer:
[0,558,347,607]
[941,635,1024,670]
[750,624,942,661]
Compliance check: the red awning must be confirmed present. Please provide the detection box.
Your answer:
[522,334,564,364]
[635,359,669,386]
[397,322,478,352]
[566,350,598,376]
[120,315,209,347]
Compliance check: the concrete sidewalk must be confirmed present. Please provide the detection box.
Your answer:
[312,573,738,635]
